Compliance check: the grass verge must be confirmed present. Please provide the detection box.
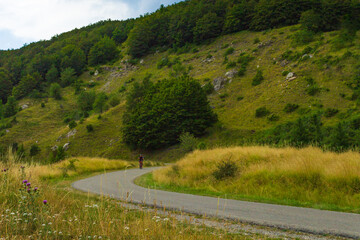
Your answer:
[137,146,360,214]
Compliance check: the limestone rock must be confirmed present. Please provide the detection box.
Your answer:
[51,145,58,151]
[213,77,227,91]
[66,129,77,138]
[257,40,273,49]
[280,60,289,67]
[94,70,99,76]
[286,72,297,80]
[140,59,144,64]
[21,104,29,110]
[225,70,238,79]
[63,143,70,151]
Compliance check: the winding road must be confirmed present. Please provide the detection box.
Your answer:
[72,167,360,239]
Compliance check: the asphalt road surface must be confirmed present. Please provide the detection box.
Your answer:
[72,167,360,239]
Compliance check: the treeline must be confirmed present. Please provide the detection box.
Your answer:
[0,19,134,105]
[127,0,360,57]
[257,113,360,152]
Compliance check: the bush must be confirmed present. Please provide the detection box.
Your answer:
[267,114,279,122]
[252,70,264,86]
[197,142,207,150]
[253,38,260,44]
[219,93,229,100]
[68,120,77,129]
[284,103,299,113]
[226,61,236,69]
[49,83,62,100]
[86,124,94,132]
[41,103,45,108]
[109,96,120,107]
[255,107,270,118]
[237,96,244,101]
[29,144,40,156]
[202,82,214,95]
[324,108,339,118]
[292,30,315,46]
[77,91,96,112]
[179,132,197,152]
[224,47,235,56]
[213,159,238,180]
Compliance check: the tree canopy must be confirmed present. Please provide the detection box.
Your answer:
[122,76,217,150]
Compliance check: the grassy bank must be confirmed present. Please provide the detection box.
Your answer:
[144,146,360,213]
[0,150,263,239]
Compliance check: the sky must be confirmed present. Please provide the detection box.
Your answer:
[0,0,182,50]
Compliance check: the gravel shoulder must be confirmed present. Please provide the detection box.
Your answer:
[72,167,360,239]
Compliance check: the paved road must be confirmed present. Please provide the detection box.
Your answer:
[72,167,360,239]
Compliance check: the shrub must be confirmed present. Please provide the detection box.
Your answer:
[157,57,170,69]
[202,82,214,95]
[77,91,96,112]
[292,30,315,46]
[226,61,236,69]
[109,96,120,107]
[267,114,279,122]
[68,120,77,129]
[53,146,66,163]
[41,103,45,108]
[219,93,229,100]
[86,124,94,132]
[324,108,339,118]
[49,83,62,100]
[179,132,197,152]
[253,38,260,44]
[29,144,40,156]
[213,159,238,180]
[282,71,289,76]
[284,103,299,113]
[252,70,264,86]
[237,96,244,101]
[224,47,235,56]
[306,85,320,96]
[255,107,270,118]
[197,142,207,150]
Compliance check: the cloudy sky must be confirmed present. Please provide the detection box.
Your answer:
[0,0,182,50]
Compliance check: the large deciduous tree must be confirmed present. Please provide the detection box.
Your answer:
[122,76,217,150]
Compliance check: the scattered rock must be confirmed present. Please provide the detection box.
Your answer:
[225,70,238,79]
[213,77,228,91]
[203,56,214,63]
[51,145,58,151]
[21,104,29,110]
[286,72,297,80]
[94,70,99,76]
[257,40,273,49]
[66,129,77,138]
[302,54,314,59]
[140,59,144,64]
[63,143,70,151]
[280,60,289,67]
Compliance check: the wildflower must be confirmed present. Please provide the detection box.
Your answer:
[26,182,31,187]
[23,180,28,184]
[43,200,48,205]
[27,188,31,193]
[59,232,62,235]
[42,224,46,227]
[20,166,25,169]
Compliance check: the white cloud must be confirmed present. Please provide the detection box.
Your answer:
[0,0,134,42]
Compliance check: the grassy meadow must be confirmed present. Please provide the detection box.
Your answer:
[143,146,360,213]
[0,149,268,239]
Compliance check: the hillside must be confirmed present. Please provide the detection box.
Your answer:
[0,24,359,162]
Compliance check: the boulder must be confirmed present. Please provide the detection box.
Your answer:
[63,143,70,151]
[286,72,297,80]
[225,70,238,79]
[94,70,99,76]
[51,145,58,151]
[66,129,77,138]
[21,104,29,110]
[213,77,227,91]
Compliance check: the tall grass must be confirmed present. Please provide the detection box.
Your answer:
[153,146,360,212]
[0,151,244,239]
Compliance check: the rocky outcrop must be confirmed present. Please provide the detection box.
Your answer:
[225,70,238,79]
[213,77,227,91]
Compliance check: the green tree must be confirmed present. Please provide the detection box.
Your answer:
[46,65,59,83]
[29,144,41,156]
[193,12,223,43]
[70,48,86,75]
[93,92,108,113]
[77,91,96,112]
[88,37,118,66]
[60,68,76,87]
[223,2,252,34]
[300,9,323,32]
[12,73,40,99]
[3,96,17,118]
[49,83,62,100]
[0,68,12,103]
[123,76,217,149]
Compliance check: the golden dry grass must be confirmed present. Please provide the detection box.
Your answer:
[153,146,360,211]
